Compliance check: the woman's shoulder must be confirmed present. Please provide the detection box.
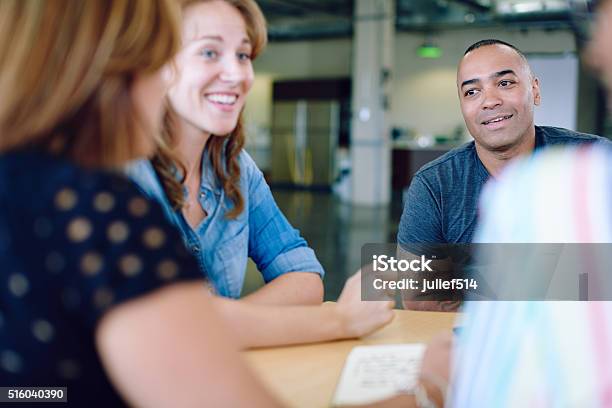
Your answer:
[0,152,180,243]
[0,151,139,207]
[236,149,264,181]
[124,159,160,194]
[0,150,199,273]
[0,151,202,335]
[236,149,256,168]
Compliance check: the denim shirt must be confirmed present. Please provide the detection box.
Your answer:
[127,150,324,298]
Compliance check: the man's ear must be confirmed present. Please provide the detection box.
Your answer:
[532,77,541,106]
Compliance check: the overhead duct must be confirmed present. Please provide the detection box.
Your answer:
[259,0,594,40]
[494,0,571,20]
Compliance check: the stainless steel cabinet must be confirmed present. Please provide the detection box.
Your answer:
[271,100,339,188]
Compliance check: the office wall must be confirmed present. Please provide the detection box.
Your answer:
[246,38,353,133]
[392,28,576,137]
[245,28,576,164]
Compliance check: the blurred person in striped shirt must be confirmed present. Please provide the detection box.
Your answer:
[449,1,612,406]
[451,144,611,407]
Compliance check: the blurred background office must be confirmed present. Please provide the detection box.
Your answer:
[239,0,607,299]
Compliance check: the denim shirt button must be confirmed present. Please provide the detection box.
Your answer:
[191,245,201,253]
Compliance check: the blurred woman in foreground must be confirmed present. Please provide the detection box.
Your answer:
[0,0,281,406]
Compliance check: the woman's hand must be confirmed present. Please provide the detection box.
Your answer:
[335,271,395,338]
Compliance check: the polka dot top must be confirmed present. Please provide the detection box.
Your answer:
[0,151,203,406]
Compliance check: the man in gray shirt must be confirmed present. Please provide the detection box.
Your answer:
[397,39,608,311]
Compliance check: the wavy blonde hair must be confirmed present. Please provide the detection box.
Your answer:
[0,0,181,167]
[152,0,268,218]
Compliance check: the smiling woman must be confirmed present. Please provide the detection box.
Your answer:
[0,0,285,406]
[166,0,257,217]
[156,0,267,215]
[126,0,396,349]
[128,0,326,302]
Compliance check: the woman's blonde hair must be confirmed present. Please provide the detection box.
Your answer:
[0,0,181,167]
[152,0,268,218]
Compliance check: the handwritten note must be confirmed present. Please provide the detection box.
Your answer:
[332,344,426,406]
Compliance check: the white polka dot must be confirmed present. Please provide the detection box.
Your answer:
[157,260,179,281]
[119,255,143,277]
[128,197,149,218]
[55,188,78,211]
[8,273,29,297]
[45,252,66,273]
[80,252,103,276]
[93,192,115,213]
[0,350,22,373]
[33,217,53,239]
[32,319,55,343]
[107,221,129,243]
[57,359,81,380]
[67,217,92,242]
[93,288,114,309]
[143,227,166,249]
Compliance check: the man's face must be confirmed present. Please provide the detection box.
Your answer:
[457,44,541,152]
[586,0,612,110]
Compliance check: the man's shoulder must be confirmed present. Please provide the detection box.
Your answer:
[414,141,477,180]
[539,126,611,146]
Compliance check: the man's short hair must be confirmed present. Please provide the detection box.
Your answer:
[464,39,528,61]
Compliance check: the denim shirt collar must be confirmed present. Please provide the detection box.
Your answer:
[167,150,222,201]
[125,159,172,206]
[199,150,223,196]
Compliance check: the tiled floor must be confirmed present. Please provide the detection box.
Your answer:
[242,189,404,301]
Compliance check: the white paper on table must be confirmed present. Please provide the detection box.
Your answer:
[332,343,426,406]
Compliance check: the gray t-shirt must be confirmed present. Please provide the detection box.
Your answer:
[398,126,610,246]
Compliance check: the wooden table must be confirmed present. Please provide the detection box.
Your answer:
[244,310,457,408]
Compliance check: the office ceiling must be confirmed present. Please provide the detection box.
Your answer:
[256,0,596,40]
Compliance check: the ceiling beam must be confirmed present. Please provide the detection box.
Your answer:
[264,0,352,17]
[450,0,491,12]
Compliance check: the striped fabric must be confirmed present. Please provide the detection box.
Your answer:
[450,144,612,407]
[474,144,611,243]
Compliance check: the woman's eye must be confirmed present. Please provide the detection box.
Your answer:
[499,80,513,87]
[200,49,218,59]
[464,89,477,97]
[237,52,251,61]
